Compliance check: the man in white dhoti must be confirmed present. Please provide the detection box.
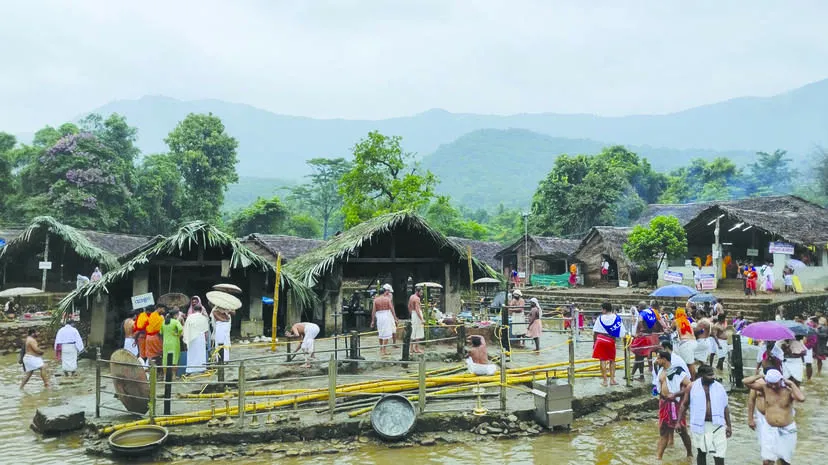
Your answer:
[20,329,50,389]
[679,365,731,465]
[183,312,209,374]
[744,369,805,465]
[286,322,321,368]
[211,306,234,362]
[371,284,398,356]
[54,320,84,376]
[466,335,497,376]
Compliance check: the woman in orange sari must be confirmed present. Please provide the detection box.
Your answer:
[144,304,166,364]
[133,307,151,361]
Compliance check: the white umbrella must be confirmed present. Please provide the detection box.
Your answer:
[0,287,44,298]
[205,291,242,311]
[787,259,807,271]
[415,282,443,289]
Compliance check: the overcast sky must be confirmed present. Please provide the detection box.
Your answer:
[2,1,828,132]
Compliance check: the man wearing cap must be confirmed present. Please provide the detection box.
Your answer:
[371,284,398,356]
[679,364,731,465]
[54,318,84,377]
[508,289,527,348]
[743,369,805,465]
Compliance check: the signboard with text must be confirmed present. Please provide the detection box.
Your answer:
[769,242,794,255]
[663,270,684,283]
[131,292,155,310]
[38,261,52,270]
[700,273,716,290]
[746,248,759,257]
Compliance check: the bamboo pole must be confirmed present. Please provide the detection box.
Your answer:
[271,254,282,352]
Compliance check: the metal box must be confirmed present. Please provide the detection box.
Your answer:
[532,380,573,429]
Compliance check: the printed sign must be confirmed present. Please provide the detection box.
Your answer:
[746,248,759,257]
[38,261,52,270]
[769,242,795,255]
[618,280,629,288]
[663,270,684,283]
[131,292,155,310]
[700,273,716,290]
[517,272,526,279]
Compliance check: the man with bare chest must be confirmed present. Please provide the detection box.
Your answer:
[744,369,805,465]
[123,310,139,357]
[709,315,730,370]
[20,329,50,389]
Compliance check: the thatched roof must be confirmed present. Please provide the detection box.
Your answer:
[494,235,581,260]
[58,221,315,313]
[241,234,324,262]
[79,230,152,258]
[684,195,828,247]
[0,216,122,269]
[448,237,503,269]
[638,201,714,226]
[285,211,497,288]
[572,226,635,266]
[0,228,21,242]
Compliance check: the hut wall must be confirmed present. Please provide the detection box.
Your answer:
[89,294,109,347]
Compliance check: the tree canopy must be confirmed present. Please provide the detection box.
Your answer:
[623,215,688,279]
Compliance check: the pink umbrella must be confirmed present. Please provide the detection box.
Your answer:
[741,321,795,341]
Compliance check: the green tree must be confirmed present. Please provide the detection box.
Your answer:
[228,196,289,237]
[659,158,741,203]
[133,154,185,234]
[165,113,239,222]
[745,150,796,196]
[593,146,667,203]
[623,215,688,282]
[339,131,436,228]
[0,133,15,219]
[289,157,351,238]
[286,213,322,239]
[425,196,487,240]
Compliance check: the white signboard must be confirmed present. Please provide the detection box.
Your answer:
[663,270,683,283]
[517,272,526,279]
[700,273,716,290]
[769,242,795,255]
[131,292,155,310]
[746,248,759,257]
[618,280,629,288]
[684,260,692,267]
[38,261,52,270]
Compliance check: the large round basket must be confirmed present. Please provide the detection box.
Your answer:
[108,424,168,456]
[110,349,149,414]
[370,394,417,441]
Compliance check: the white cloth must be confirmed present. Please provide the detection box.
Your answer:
[662,366,690,395]
[761,421,797,463]
[54,324,84,353]
[676,339,697,365]
[711,338,729,359]
[22,354,44,372]
[183,313,209,345]
[592,314,627,338]
[376,310,395,341]
[757,345,785,365]
[692,422,728,458]
[804,348,814,364]
[466,357,497,376]
[653,354,690,390]
[214,320,231,362]
[411,312,424,340]
[689,379,728,434]
[511,311,527,336]
[60,343,78,372]
[123,337,139,357]
[186,335,207,374]
[754,408,767,444]
[300,323,320,353]
[782,357,804,382]
[694,337,711,362]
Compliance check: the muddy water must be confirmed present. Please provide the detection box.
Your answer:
[3,351,828,465]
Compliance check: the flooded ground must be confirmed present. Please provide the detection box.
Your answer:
[4,341,828,464]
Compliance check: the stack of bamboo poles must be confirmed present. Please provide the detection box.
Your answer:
[99,356,623,435]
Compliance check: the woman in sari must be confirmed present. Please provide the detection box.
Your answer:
[526,298,543,352]
[183,310,209,374]
[161,310,184,378]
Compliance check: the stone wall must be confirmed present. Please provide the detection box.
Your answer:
[0,319,90,355]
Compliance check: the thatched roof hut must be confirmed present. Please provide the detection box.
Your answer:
[494,235,581,278]
[637,201,714,226]
[241,234,324,263]
[448,236,503,269]
[572,226,635,284]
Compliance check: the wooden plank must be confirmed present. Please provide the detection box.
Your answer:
[345,257,443,263]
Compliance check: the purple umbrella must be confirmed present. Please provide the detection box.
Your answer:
[741,321,795,341]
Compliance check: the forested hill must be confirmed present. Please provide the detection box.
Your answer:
[419,129,754,209]
[75,78,828,180]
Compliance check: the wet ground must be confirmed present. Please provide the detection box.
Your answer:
[4,331,828,464]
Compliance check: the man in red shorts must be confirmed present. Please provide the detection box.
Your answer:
[655,350,693,460]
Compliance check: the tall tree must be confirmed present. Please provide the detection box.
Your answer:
[165,113,239,222]
[133,154,184,234]
[425,196,487,240]
[659,157,741,203]
[227,196,289,237]
[0,133,15,219]
[289,157,351,238]
[623,215,688,283]
[339,131,436,228]
[745,149,796,196]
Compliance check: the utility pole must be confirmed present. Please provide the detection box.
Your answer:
[523,212,529,287]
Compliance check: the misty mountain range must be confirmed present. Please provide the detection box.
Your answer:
[19,78,828,209]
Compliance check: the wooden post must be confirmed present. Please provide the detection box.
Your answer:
[95,348,101,418]
[500,302,511,355]
[217,346,225,383]
[500,352,507,410]
[40,232,50,291]
[163,353,173,415]
[731,334,744,389]
[238,362,246,427]
[418,358,426,413]
[349,331,361,360]
[286,339,293,362]
[271,254,282,352]
[402,321,412,361]
[624,335,632,387]
[148,361,157,424]
[567,337,575,387]
[456,324,466,358]
[467,245,475,315]
[328,354,336,420]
